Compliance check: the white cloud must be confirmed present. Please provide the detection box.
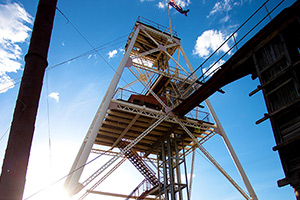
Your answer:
[208,0,247,19]
[0,2,32,93]
[176,0,191,8]
[0,72,15,93]
[157,0,190,9]
[203,59,225,77]
[193,29,230,58]
[108,49,118,59]
[48,92,59,102]
[209,0,232,17]
[157,1,167,9]
[119,48,125,55]
[220,14,230,23]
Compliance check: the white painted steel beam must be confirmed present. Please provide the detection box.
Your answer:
[64,26,141,195]
[163,49,190,77]
[111,114,140,148]
[132,43,178,59]
[80,114,169,189]
[111,99,216,130]
[178,46,196,80]
[205,99,258,200]
[188,148,195,199]
[132,63,192,83]
[181,42,258,200]
[128,67,168,109]
[78,157,127,200]
[174,117,252,200]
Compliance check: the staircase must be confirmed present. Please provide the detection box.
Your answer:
[125,178,159,200]
[117,140,159,186]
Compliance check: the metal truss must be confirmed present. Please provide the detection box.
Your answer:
[111,100,215,131]
[78,157,127,200]
[91,148,158,164]
[132,63,195,85]
[174,116,252,200]
[66,16,258,200]
[80,114,169,190]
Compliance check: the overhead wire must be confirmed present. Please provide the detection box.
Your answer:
[0,77,22,94]
[24,148,112,200]
[184,0,272,82]
[0,99,27,142]
[0,38,127,171]
[46,39,126,71]
[45,72,52,167]
[0,127,10,142]
[0,35,128,150]
[1,7,135,198]
[23,6,139,199]
[0,36,127,94]
[175,0,285,101]
[56,7,136,92]
[4,0,288,197]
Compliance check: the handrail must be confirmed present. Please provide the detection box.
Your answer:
[125,179,152,200]
[137,16,178,37]
[177,0,286,100]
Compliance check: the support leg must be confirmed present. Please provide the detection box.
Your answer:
[205,99,258,200]
[64,27,141,195]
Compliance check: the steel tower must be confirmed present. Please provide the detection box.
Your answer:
[64,17,257,200]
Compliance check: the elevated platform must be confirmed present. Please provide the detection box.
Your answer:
[95,99,215,155]
[92,18,214,156]
[125,18,180,67]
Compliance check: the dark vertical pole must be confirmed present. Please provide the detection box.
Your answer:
[0,0,57,199]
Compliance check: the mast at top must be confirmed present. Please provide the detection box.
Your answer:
[167,0,190,36]
[167,0,173,37]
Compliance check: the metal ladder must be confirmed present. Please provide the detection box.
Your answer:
[117,140,159,186]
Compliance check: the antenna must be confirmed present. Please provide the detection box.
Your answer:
[167,0,173,37]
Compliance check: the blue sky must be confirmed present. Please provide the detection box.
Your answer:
[0,0,298,199]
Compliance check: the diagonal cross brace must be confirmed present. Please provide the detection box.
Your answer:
[174,117,252,200]
[80,114,169,190]
[78,157,127,200]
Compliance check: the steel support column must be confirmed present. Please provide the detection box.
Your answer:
[205,99,258,200]
[157,135,189,200]
[174,117,252,200]
[180,43,257,199]
[64,26,141,195]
